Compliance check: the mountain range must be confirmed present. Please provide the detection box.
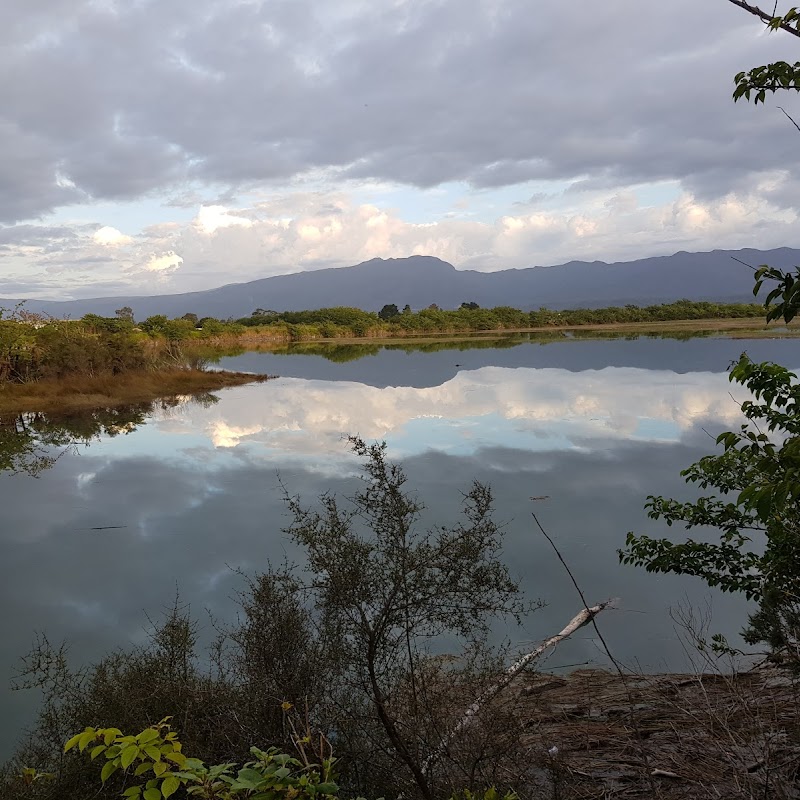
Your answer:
[2,247,796,319]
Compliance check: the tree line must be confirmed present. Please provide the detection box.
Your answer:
[99,299,768,344]
[238,299,764,337]
[0,299,768,385]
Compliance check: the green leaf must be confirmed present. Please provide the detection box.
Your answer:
[101,761,119,783]
[143,789,162,800]
[104,728,121,746]
[144,745,162,761]
[161,775,180,798]
[138,729,161,745]
[90,744,107,760]
[78,730,96,751]
[121,745,140,769]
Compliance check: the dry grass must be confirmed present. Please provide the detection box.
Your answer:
[0,369,272,414]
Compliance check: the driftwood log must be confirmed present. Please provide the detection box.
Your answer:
[423,600,612,773]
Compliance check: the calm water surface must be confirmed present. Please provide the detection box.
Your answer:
[1,335,797,759]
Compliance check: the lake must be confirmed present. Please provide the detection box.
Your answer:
[1,333,796,760]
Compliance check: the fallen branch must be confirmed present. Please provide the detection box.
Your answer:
[422,599,613,774]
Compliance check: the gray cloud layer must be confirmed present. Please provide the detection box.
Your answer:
[2,0,798,224]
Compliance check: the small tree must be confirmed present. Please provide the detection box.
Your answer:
[281,437,530,799]
[620,353,800,665]
[378,304,400,320]
[460,302,480,311]
[114,306,134,323]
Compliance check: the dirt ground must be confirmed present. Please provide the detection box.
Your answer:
[516,666,800,798]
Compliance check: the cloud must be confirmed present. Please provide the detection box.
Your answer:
[144,251,183,273]
[0,0,797,221]
[2,182,798,298]
[195,205,254,234]
[92,226,132,246]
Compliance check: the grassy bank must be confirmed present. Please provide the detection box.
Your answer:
[193,315,800,354]
[0,368,271,414]
[1,307,793,415]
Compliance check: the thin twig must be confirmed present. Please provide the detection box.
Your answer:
[730,255,758,272]
[777,105,800,133]
[532,512,661,796]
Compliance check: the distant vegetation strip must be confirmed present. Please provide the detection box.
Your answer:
[231,299,768,338]
[0,299,773,393]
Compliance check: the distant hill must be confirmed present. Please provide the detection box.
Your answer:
[2,248,795,319]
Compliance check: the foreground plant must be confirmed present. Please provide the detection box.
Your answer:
[65,719,339,799]
[65,720,520,800]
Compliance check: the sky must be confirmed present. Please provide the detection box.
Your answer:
[2,0,800,300]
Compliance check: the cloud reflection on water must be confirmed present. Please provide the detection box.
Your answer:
[141,366,750,463]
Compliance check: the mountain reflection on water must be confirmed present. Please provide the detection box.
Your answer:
[215,334,796,389]
[0,336,797,761]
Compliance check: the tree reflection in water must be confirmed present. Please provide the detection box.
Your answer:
[0,393,219,477]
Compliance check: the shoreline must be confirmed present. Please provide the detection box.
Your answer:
[1,317,794,415]
[202,316,800,350]
[0,368,272,415]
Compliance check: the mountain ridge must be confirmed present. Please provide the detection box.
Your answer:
[2,248,796,319]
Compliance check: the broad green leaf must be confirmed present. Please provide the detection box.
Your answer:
[78,730,96,751]
[101,761,119,783]
[90,744,107,760]
[104,729,121,746]
[121,745,140,769]
[138,729,160,745]
[161,775,180,798]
